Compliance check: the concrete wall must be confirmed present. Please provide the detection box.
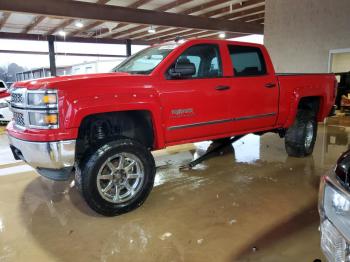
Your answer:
[264,0,350,73]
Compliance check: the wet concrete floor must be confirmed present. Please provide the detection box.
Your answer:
[0,117,349,261]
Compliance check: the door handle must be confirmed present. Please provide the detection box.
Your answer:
[215,85,230,91]
[265,83,276,88]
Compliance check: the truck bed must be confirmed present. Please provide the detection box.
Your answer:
[276,73,336,127]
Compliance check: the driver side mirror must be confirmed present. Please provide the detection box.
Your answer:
[168,62,196,79]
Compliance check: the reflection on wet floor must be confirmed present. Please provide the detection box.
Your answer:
[0,117,349,261]
[0,126,18,165]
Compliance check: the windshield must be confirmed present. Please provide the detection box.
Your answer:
[113,44,178,75]
[0,81,6,92]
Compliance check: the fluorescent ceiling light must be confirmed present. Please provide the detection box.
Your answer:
[58,30,66,37]
[148,26,156,34]
[219,32,226,39]
[75,21,84,28]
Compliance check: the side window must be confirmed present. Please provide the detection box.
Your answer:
[171,44,222,78]
[228,45,267,77]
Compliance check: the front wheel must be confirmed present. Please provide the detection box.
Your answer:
[285,110,317,157]
[76,139,156,216]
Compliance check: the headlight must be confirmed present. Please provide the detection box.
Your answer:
[29,112,59,128]
[27,91,57,108]
[10,88,60,129]
[324,184,350,240]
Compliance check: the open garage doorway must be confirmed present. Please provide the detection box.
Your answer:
[329,49,350,115]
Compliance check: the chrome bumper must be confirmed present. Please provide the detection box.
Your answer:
[8,135,76,180]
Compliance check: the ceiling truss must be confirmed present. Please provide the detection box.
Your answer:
[0,0,265,44]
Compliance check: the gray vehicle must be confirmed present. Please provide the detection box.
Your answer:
[319,150,350,262]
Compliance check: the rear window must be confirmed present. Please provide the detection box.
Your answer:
[0,81,4,88]
[228,45,267,77]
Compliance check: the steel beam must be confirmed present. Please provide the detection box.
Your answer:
[126,39,132,57]
[47,35,57,76]
[0,32,150,45]
[0,49,126,58]
[22,16,46,33]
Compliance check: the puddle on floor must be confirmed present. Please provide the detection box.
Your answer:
[0,116,348,261]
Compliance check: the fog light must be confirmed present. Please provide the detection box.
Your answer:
[29,112,58,128]
[43,114,58,125]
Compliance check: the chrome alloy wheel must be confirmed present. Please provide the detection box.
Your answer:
[305,121,314,149]
[96,153,144,204]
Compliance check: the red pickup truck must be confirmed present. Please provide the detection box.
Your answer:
[7,39,336,216]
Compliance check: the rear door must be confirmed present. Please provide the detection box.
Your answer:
[227,45,279,132]
[159,43,233,143]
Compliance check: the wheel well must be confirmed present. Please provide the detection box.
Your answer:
[298,96,321,115]
[76,111,154,159]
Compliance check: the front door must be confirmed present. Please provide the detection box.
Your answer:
[159,44,233,144]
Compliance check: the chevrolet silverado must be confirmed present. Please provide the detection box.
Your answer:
[7,39,336,216]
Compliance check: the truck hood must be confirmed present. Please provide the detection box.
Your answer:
[13,72,143,90]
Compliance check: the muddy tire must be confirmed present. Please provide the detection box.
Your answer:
[76,139,155,216]
[285,110,317,157]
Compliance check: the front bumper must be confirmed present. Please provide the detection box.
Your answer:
[8,135,76,180]
[319,171,350,261]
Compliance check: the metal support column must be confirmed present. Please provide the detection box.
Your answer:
[126,39,132,57]
[47,35,57,76]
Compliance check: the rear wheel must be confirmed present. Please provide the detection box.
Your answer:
[285,110,317,157]
[76,139,155,216]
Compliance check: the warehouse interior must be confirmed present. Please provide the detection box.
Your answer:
[0,0,350,261]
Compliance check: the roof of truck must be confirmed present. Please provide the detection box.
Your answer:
[157,38,264,49]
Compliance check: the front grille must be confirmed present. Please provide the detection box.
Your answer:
[13,112,25,127]
[11,92,24,104]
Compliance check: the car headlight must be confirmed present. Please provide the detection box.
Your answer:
[28,112,59,128]
[324,184,350,240]
[27,91,58,108]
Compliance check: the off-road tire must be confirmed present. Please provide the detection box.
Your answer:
[75,139,156,216]
[285,110,317,157]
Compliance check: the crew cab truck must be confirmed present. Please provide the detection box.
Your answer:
[7,39,336,216]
